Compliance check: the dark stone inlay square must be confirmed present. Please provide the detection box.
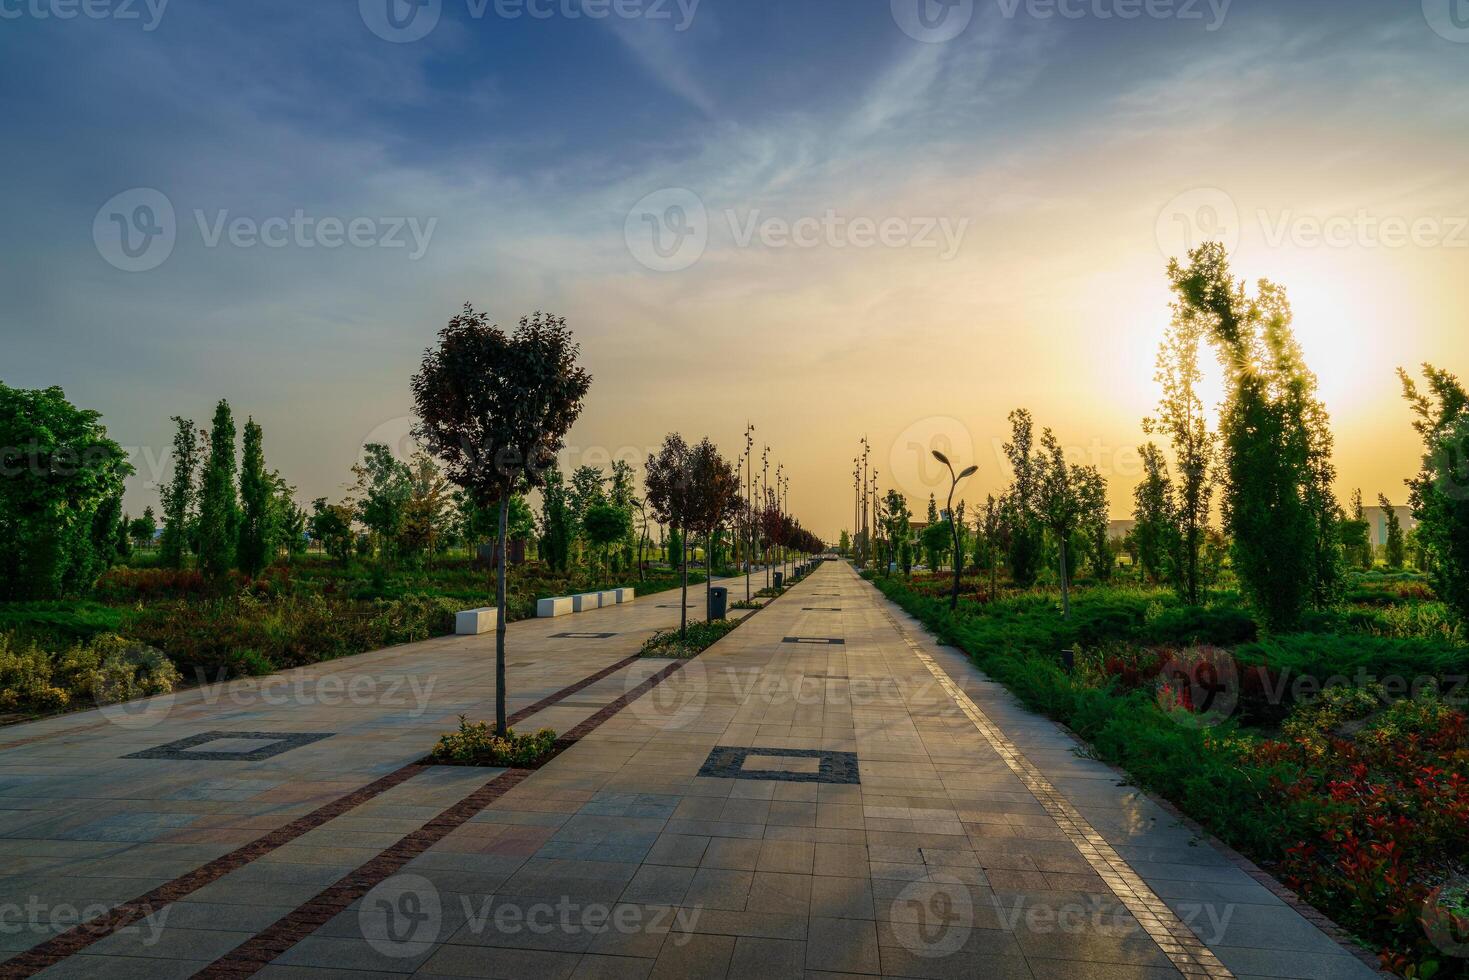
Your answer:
[802,607,842,612]
[124,731,334,762]
[551,632,619,639]
[782,637,845,645]
[698,746,860,784]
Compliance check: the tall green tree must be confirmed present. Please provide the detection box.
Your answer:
[159,416,200,568]
[583,502,632,577]
[1035,428,1107,619]
[882,490,911,577]
[0,383,132,599]
[1400,364,1469,621]
[1169,243,1340,630]
[196,400,240,580]
[1340,489,1372,571]
[1002,409,1044,588]
[236,418,275,577]
[1144,312,1216,605]
[538,466,574,572]
[646,434,697,637]
[1378,493,1405,570]
[352,443,414,565]
[129,507,157,551]
[1131,443,1179,586]
[413,306,592,736]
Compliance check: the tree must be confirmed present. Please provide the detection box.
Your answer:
[687,438,740,620]
[584,503,632,576]
[538,466,574,573]
[275,480,307,561]
[1035,428,1107,619]
[114,509,133,560]
[1378,494,1405,570]
[236,418,276,577]
[159,416,200,568]
[412,305,592,736]
[610,459,638,570]
[1340,489,1372,571]
[1145,311,1216,605]
[646,434,697,637]
[1170,243,1340,631]
[837,529,851,558]
[975,495,1004,598]
[1400,364,1469,621]
[352,443,413,566]
[309,497,355,565]
[129,507,157,551]
[1400,367,1469,608]
[400,451,452,565]
[1131,443,1179,586]
[920,521,951,574]
[1002,409,1044,588]
[0,384,133,599]
[197,400,240,580]
[882,491,911,577]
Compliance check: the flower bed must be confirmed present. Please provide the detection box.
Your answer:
[429,716,558,767]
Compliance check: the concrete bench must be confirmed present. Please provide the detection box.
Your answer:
[537,597,573,618]
[455,607,498,635]
[614,588,635,603]
[598,590,618,607]
[572,592,602,613]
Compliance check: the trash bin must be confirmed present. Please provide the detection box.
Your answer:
[708,586,728,621]
[773,572,784,589]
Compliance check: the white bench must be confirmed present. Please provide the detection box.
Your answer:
[572,592,602,613]
[537,597,573,618]
[614,588,635,603]
[598,590,619,607]
[455,607,498,635]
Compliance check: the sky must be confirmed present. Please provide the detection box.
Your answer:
[3,0,1467,540]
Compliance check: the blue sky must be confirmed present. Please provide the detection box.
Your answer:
[3,0,1467,535]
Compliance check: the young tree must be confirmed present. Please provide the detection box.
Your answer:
[196,400,240,580]
[1145,312,1216,605]
[1131,443,1179,587]
[159,416,200,568]
[352,443,413,566]
[646,434,696,637]
[309,498,355,565]
[687,438,740,620]
[583,503,632,577]
[412,305,592,735]
[1378,493,1405,570]
[538,466,574,573]
[1340,488,1372,571]
[1002,409,1044,588]
[1170,243,1340,630]
[837,529,851,558]
[236,418,275,577]
[400,451,452,565]
[275,479,307,562]
[882,490,911,577]
[114,509,133,561]
[129,507,157,551]
[610,459,638,570]
[975,495,1004,598]
[1036,428,1107,619]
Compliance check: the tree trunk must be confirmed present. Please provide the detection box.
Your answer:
[1059,534,1071,620]
[706,530,713,621]
[679,524,689,639]
[495,496,509,736]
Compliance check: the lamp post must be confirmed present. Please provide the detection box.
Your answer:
[762,446,770,589]
[932,450,977,611]
[744,423,755,601]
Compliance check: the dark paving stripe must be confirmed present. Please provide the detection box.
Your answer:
[0,650,645,979]
[195,657,696,978]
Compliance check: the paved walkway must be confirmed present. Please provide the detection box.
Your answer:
[0,563,1376,979]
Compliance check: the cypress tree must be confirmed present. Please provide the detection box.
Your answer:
[197,400,239,579]
[237,418,272,577]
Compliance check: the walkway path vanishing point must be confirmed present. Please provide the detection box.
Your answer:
[0,563,1378,979]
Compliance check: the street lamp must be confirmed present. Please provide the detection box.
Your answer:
[932,450,977,611]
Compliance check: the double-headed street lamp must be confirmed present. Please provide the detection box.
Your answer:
[932,450,977,611]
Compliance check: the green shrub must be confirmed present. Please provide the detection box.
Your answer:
[640,619,739,658]
[1233,633,1468,689]
[0,631,180,715]
[430,717,557,767]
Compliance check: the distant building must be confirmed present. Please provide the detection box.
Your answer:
[1362,504,1415,547]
